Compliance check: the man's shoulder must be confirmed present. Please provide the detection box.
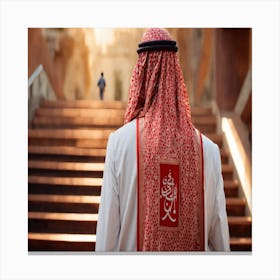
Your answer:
[200,133,220,158]
[200,132,221,171]
[201,133,218,149]
[109,119,136,146]
[115,119,135,135]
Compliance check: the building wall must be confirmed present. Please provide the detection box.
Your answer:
[215,28,251,110]
[168,28,215,106]
[28,28,64,99]
[61,29,92,99]
[29,27,252,116]
[28,28,93,100]
[91,28,144,101]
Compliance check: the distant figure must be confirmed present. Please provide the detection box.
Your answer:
[97,72,106,100]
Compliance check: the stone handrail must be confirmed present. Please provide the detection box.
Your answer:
[221,113,252,216]
[28,64,56,126]
[211,101,252,216]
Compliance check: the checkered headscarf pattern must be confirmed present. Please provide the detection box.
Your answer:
[124,28,204,251]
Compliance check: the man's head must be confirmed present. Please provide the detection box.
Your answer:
[101,72,104,76]
[137,28,178,54]
[124,27,190,124]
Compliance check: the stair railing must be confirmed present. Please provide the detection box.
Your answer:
[28,64,56,126]
[211,100,252,216]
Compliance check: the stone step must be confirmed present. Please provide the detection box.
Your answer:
[192,115,216,125]
[29,171,103,181]
[28,200,99,214]
[29,213,252,237]
[32,114,216,132]
[28,176,102,197]
[28,194,100,204]
[28,173,236,194]
[28,176,102,186]
[28,148,106,163]
[28,181,237,199]
[228,216,252,237]
[190,107,212,116]
[28,146,105,163]
[34,108,124,129]
[29,220,97,235]
[29,146,227,166]
[28,179,237,199]
[226,198,246,216]
[28,129,112,148]
[220,149,229,164]
[28,128,113,139]
[35,108,125,118]
[29,236,252,252]
[29,138,108,149]
[192,116,217,133]
[28,193,244,216]
[32,109,216,132]
[32,116,123,129]
[29,234,252,252]
[28,146,106,157]
[28,160,104,178]
[29,136,222,149]
[40,100,212,116]
[30,161,231,178]
[28,178,238,198]
[28,232,95,251]
[230,237,252,251]
[196,126,216,134]
[28,194,100,214]
[222,164,234,180]
[28,183,101,196]
[28,172,239,190]
[40,99,127,109]
[29,212,98,221]
[29,131,222,149]
[28,212,98,234]
[224,180,239,197]
[28,160,104,171]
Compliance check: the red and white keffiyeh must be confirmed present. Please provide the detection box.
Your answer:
[124,28,204,251]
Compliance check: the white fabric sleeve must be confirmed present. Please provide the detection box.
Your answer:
[208,145,231,251]
[95,133,120,251]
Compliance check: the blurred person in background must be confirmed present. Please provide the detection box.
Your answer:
[97,72,106,100]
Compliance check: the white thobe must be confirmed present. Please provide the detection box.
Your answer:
[95,119,230,252]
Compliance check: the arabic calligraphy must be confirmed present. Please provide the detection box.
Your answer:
[160,163,179,227]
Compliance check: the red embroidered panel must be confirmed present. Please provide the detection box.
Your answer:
[160,163,179,227]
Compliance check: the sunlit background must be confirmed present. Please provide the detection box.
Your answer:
[28,28,251,110]
[28,28,252,110]
[29,28,146,102]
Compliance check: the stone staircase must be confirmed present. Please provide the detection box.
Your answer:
[28,100,252,251]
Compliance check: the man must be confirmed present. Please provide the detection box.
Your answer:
[96,28,230,251]
[97,72,106,100]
